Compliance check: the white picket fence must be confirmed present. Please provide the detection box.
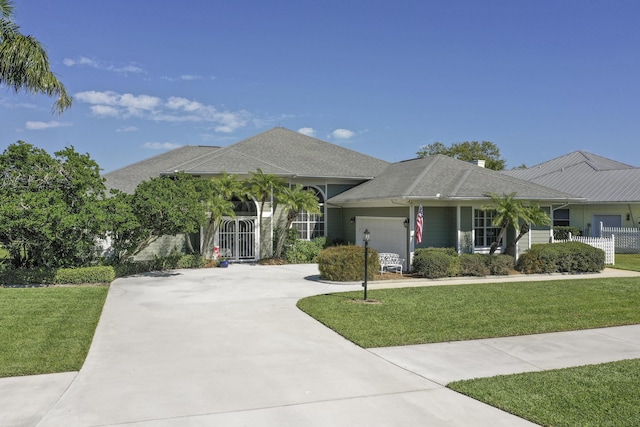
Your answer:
[555,233,615,265]
[601,225,640,254]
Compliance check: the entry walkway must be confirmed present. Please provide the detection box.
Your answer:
[1,265,639,427]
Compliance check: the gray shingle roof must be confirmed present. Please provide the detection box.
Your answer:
[170,127,389,178]
[503,151,640,202]
[329,155,581,204]
[102,128,389,194]
[103,145,220,193]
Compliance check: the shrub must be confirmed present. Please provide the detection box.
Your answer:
[284,237,326,263]
[459,254,490,277]
[516,242,604,274]
[553,226,581,240]
[412,250,459,279]
[488,255,515,275]
[317,245,380,281]
[54,266,115,284]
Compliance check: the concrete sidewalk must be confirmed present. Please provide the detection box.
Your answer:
[1,265,639,427]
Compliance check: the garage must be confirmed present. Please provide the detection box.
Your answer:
[354,216,409,271]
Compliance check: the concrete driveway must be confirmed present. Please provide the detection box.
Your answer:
[7,264,540,427]
[4,265,639,426]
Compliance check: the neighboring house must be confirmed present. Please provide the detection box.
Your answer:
[503,151,640,236]
[104,127,389,260]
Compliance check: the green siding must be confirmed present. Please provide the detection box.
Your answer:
[416,206,457,249]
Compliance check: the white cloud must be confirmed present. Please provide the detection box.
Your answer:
[75,90,251,133]
[63,56,144,75]
[143,142,183,150]
[298,127,316,137]
[116,126,138,132]
[25,121,72,130]
[166,97,203,112]
[330,128,355,139]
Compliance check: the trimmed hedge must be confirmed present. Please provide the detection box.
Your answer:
[0,266,115,285]
[553,226,582,240]
[459,254,490,277]
[0,253,206,285]
[412,248,460,279]
[317,245,380,281]
[516,242,605,274]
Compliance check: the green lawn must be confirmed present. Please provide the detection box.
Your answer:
[298,277,640,347]
[449,359,640,427]
[0,286,109,378]
[613,253,640,272]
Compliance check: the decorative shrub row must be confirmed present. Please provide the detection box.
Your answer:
[553,226,582,240]
[0,266,115,285]
[112,253,205,278]
[317,245,380,281]
[412,248,515,279]
[516,241,604,274]
[0,253,205,285]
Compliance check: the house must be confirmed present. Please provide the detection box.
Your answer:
[105,127,583,267]
[503,151,640,236]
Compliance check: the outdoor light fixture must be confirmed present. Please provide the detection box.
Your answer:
[350,217,356,224]
[403,218,410,228]
[362,229,370,300]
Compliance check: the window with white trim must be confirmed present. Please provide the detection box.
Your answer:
[474,209,501,247]
[292,186,325,240]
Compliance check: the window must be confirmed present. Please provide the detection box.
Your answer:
[474,209,501,247]
[292,186,325,240]
[553,208,570,227]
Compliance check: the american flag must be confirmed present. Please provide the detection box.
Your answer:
[416,204,424,244]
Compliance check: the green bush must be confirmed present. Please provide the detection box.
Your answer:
[488,255,515,275]
[412,250,459,279]
[317,245,380,281]
[553,226,581,240]
[516,242,604,274]
[459,254,490,276]
[284,237,326,263]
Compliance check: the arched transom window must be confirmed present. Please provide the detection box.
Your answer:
[292,186,325,240]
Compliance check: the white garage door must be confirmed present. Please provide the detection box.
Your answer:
[356,217,408,270]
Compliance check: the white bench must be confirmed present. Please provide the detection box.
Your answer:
[378,253,404,275]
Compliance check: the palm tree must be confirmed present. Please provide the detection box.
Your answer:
[273,185,321,258]
[201,173,245,258]
[0,0,72,113]
[247,169,285,258]
[482,192,551,255]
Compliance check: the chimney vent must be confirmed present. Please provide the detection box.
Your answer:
[471,159,486,168]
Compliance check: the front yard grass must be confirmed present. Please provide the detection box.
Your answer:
[297,277,640,348]
[449,359,640,427]
[612,253,640,272]
[0,286,109,378]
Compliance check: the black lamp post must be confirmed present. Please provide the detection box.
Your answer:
[362,228,370,300]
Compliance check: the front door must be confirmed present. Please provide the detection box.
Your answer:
[219,217,256,261]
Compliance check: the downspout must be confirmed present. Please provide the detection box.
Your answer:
[628,204,636,226]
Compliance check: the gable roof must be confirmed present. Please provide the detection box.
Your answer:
[170,127,389,179]
[103,145,220,194]
[329,155,581,206]
[503,151,640,202]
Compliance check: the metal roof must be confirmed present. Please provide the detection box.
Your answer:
[503,151,640,202]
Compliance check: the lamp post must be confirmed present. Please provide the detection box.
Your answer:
[362,228,370,300]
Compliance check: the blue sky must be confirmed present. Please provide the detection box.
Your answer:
[2,0,639,173]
